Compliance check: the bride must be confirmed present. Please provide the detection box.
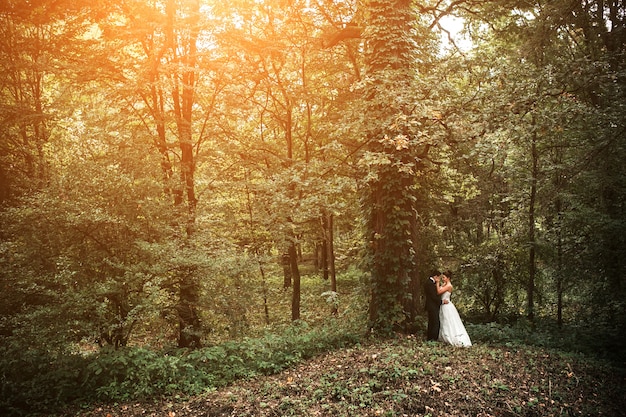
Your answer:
[437,272,472,347]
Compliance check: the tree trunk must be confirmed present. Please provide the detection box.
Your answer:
[244,169,271,326]
[167,0,202,348]
[282,253,292,288]
[324,212,337,315]
[177,271,202,348]
[319,215,330,280]
[556,223,563,328]
[289,242,301,321]
[492,258,505,321]
[403,207,422,333]
[259,261,271,325]
[527,131,538,321]
[363,0,419,334]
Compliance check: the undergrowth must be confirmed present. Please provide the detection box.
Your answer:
[2,318,624,416]
[467,319,626,364]
[64,333,626,417]
[0,319,363,417]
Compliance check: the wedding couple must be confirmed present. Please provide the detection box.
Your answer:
[425,270,472,347]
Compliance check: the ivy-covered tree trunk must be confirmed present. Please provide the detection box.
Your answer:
[362,0,419,334]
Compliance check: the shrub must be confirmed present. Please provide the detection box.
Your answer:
[0,347,90,417]
[0,319,363,416]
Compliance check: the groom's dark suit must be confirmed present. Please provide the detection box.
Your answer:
[424,276,442,341]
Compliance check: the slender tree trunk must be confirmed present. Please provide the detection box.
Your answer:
[289,242,301,321]
[282,253,292,288]
[259,261,271,325]
[283,101,302,319]
[243,169,271,325]
[556,219,563,328]
[326,213,336,292]
[528,131,538,321]
[320,214,330,280]
[324,212,337,315]
[320,240,328,279]
[492,257,505,321]
[0,166,8,203]
[151,83,181,203]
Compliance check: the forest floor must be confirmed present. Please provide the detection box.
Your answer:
[63,336,625,417]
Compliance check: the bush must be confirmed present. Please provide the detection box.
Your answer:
[467,320,626,363]
[84,347,215,401]
[0,319,363,416]
[0,347,90,417]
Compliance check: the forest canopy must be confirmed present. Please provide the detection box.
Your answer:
[1,0,625,413]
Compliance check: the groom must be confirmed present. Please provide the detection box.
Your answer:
[424,271,448,341]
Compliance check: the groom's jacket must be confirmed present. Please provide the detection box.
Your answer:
[424,277,441,312]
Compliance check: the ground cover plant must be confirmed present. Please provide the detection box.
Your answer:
[60,335,625,417]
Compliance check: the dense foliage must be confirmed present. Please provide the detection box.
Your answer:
[1,0,625,415]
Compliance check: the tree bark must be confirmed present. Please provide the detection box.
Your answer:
[324,212,337,315]
[527,130,538,321]
[282,252,292,288]
[289,242,301,321]
[167,0,202,348]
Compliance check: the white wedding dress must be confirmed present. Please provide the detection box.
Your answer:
[439,291,472,347]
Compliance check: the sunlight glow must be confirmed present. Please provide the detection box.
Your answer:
[438,15,472,52]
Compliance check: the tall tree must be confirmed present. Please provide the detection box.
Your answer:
[0,0,69,201]
[94,0,228,347]
[214,0,362,322]
[447,0,626,327]
[360,0,421,334]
